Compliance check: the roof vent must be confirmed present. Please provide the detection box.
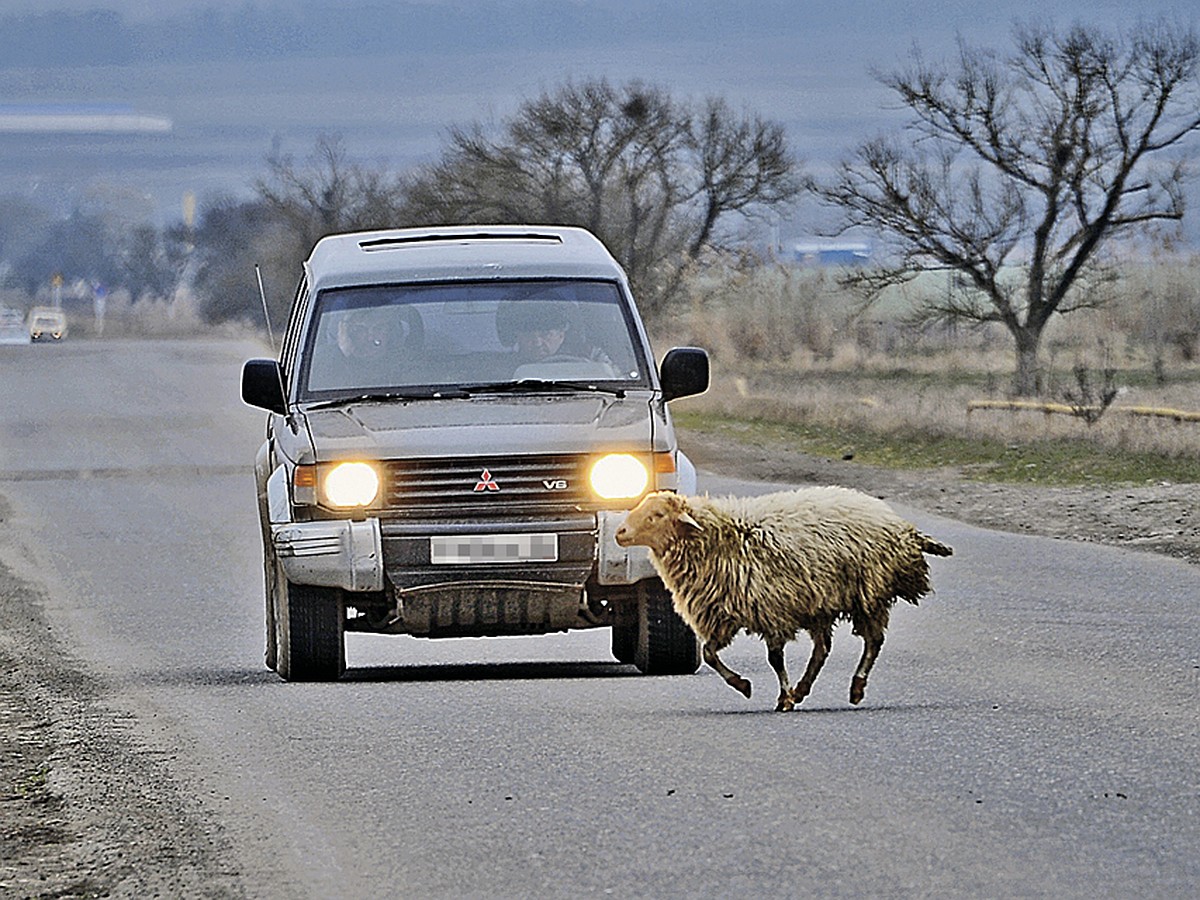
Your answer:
[359,232,564,251]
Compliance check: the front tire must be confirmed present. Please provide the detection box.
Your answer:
[633,579,700,675]
[272,566,346,682]
[264,554,278,671]
[611,598,638,664]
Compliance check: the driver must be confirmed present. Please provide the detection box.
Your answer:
[512,307,570,363]
[499,298,615,374]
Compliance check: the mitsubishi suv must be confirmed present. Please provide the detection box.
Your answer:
[241,225,709,681]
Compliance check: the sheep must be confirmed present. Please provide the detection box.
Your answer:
[614,487,953,711]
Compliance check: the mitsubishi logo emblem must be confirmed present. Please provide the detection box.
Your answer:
[473,468,500,492]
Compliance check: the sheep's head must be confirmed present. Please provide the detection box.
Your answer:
[614,491,701,554]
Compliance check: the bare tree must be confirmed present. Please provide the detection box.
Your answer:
[244,133,413,320]
[812,20,1200,395]
[687,97,798,257]
[402,80,689,300]
[236,85,798,319]
[255,133,406,255]
[400,78,799,312]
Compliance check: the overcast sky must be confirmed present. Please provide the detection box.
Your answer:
[1,0,1197,240]
[9,0,1193,26]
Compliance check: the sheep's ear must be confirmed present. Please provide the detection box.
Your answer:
[678,511,702,532]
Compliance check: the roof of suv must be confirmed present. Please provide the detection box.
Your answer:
[305,225,628,291]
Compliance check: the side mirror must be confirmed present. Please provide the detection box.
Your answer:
[241,358,287,414]
[659,347,709,402]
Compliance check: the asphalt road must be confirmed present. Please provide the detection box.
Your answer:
[1,338,1197,898]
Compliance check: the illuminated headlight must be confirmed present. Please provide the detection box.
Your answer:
[321,462,380,508]
[590,453,649,500]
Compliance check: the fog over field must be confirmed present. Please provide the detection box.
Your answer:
[0,0,1197,244]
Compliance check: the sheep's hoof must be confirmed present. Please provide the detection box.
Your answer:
[729,677,752,699]
[774,692,794,712]
[849,676,867,705]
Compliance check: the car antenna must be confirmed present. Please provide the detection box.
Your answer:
[255,264,279,352]
[255,264,289,413]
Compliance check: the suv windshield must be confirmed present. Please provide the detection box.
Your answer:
[298,279,651,402]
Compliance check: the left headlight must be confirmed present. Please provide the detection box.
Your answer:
[590,453,649,500]
[321,461,381,508]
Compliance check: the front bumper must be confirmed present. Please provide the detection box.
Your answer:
[272,518,385,592]
[271,509,657,595]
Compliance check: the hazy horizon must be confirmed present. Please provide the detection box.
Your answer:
[1,0,1197,247]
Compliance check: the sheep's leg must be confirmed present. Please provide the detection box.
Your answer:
[850,617,887,705]
[766,640,793,712]
[702,640,752,699]
[788,623,832,707]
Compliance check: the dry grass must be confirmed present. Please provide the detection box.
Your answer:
[674,376,1200,464]
[655,254,1200,483]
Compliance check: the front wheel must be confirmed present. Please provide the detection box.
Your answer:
[264,553,278,671]
[272,565,346,682]
[611,598,638,664]
[633,580,700,675]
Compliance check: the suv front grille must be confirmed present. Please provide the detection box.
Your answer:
[382,454,593,517]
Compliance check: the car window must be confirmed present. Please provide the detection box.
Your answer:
[298,279,651,400]
[278,275,310,393]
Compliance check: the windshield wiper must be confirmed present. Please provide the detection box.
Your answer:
[459,379,626,397]
[305,388,469,409]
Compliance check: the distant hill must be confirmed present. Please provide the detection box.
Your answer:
[3,1,856,69]
[5,0,1155,70]
[0,0,1195,248]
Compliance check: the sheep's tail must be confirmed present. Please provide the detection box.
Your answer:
[919,534,953,557]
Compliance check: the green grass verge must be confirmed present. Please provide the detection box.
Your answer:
[674,411,1200,487]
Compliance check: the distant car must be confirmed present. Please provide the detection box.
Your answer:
[28,307,68,341]
[0,307,29,344]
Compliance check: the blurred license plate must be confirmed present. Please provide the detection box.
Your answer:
[430,533,558,564]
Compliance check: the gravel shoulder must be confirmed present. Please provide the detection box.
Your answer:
[0,497,244,899]
[3,431,1198,897]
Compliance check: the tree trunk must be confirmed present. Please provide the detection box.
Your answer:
[1013,327,1043,397]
